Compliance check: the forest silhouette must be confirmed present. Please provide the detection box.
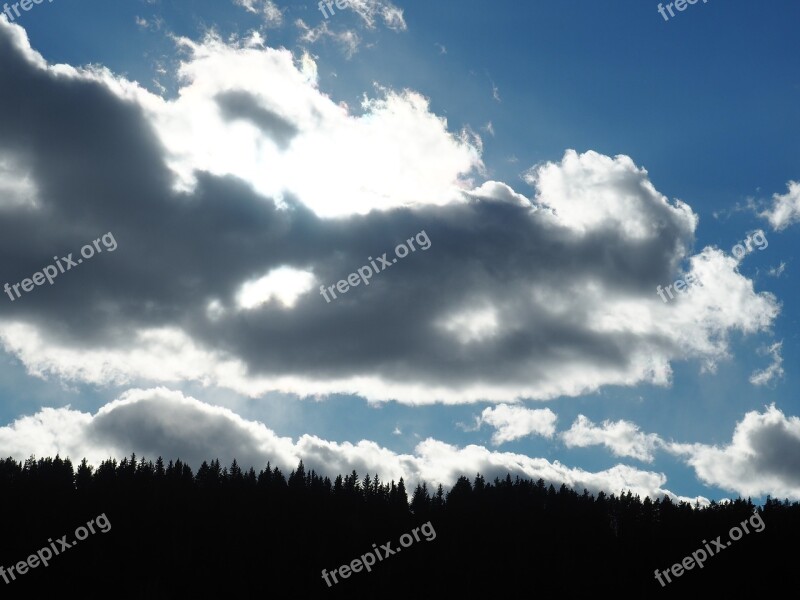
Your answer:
[0,454,796,597]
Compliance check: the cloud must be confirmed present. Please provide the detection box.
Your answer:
[295,18,361,58]
[476,404,557,445]
[477,404,558,446]
[0,388,704,503]
[344,0,407,31]
[464,180,529,207]
[562,415,664,462]
[234,0,284,27]
[767,261,786,278]
[749,342,784,387]
[669,404,800,499]
[491,81,500,102]
[759,180,800,231]
[0,22,781,404]
[0,151,38,209]
[294,0,406,56]
[215,89,299,149]
[161,31,483,214]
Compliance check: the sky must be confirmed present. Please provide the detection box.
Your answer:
[0,0,798,505]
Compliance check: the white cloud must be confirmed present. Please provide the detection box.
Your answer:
[0,388,704,503]
[236,266,315,310]
[296,18,361,58]
[491,81,501,102]
[346,0,407,31]
[477,404,558,445]
[760,180,800,231]
[767,261,786,278]
[234,0,284,27]
[234,0,260,12]
[152,33,482,217]
[261,0,284,27]
[524,150,698,240]
[562,415,663,462]
[464,180,530,207]
[669,404,800,499]
[749,342,784,386]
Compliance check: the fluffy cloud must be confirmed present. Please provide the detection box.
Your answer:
[669,405,800,499]
[154,32,482,216]
[760,180,800,231]
[0,388,703,503]
[562,415,664,462]
[476,404,558,445]
[0,21,781,404]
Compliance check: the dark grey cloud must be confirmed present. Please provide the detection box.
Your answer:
[0,22,778,403]
[87,391,291,472]
[747,418,800,486]
[215,90,299,149]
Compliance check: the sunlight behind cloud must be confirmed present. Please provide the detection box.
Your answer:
[236,266,315,309]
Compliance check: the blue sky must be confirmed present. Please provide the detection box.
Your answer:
[0,0,798,503]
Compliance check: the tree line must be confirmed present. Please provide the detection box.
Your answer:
[0,454,796,596]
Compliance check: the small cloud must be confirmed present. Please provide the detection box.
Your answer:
[759,180,800,231]
[562,416,663,462]
[349,0,407,31]
[234,0,284,27]
[134,15,163,31]
[434,43,447,54]
[392,426,401,435]
[459,125,483,155]
[712,197,756,221]
[455,417,481,433]
[296,18,361,59]
[475,404,558,445]
[482,121,495,137]
[491,81,501,102]
[750,342,784,387]
[767,261,786,278]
